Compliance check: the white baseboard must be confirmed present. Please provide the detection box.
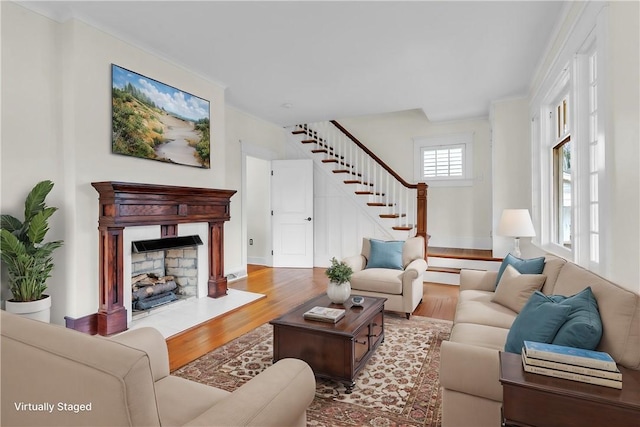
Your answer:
[247,256,269,266]
[225,266,248,283]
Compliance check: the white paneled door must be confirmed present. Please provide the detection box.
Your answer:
[271,159,314,267]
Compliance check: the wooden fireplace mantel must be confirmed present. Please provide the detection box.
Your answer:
[66,181,236,336]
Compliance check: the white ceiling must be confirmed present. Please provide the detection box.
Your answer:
[18,1,566,126]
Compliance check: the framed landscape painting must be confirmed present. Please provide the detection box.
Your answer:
[111,64,210,168]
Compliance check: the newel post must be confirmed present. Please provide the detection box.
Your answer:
[416,182,428,257]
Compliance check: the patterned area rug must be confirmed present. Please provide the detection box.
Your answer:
[174,314,452,426]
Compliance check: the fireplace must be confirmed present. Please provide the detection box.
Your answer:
[65,182,235,335]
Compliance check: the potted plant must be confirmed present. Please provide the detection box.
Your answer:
[1,180,63,322]
[325,257,353,304]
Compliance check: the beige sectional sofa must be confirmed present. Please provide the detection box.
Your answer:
[439,255,640,427]
[1,311,316,426]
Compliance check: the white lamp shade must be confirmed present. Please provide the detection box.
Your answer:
[497,209,536,237]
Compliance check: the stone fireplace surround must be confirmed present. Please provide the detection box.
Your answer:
[64,181,236,336]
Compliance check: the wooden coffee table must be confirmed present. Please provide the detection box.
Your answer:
[270,294,386,393]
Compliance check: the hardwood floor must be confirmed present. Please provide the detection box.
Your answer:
[167,266,459,371]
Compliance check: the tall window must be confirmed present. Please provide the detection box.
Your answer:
[532,19,605,273]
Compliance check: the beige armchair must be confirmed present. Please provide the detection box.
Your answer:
[343,236,427,319]
[1,310,316,427]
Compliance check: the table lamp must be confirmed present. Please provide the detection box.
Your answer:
[497,209,535,258]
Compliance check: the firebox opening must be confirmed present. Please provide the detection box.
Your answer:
[131,243,200,316]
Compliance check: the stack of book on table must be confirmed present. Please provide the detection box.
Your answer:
[521,340,622,389]
[303,306,345,323]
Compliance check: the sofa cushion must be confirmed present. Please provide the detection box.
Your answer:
[454,295,518,329]
[449,322,511,351]
[495,254,545,287]
[458,289,496,303]
[504,291,571,354]
[492,265,547,313]
[549,287,603,350]
[366,239,403,270]
[350,268,403,294]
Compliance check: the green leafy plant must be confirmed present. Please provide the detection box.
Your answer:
[0,180,63,302]
[325,257,353,285]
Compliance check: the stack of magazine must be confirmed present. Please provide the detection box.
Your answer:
[521,341,622,389]
[303,306,345,323]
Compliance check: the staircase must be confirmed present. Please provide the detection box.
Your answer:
[287,121,427,242]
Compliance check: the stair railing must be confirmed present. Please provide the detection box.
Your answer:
[293,121,428,253]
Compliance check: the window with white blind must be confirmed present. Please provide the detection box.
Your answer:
[422,144,464,178]
[414,133,473,186]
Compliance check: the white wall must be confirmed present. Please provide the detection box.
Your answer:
[225,106,286,276]
[338,109,493,249]
[0,3,288,323]
[1,3,64,309]
[490,97,535,257]
[605,1,639,292]
[246,156,271,265]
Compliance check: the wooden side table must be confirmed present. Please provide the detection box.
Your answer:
[499,351,640,427]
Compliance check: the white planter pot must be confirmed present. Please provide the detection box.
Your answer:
[327,281,351,305]
[5,295,51,323]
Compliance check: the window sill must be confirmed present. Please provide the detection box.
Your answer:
[424,179,474,188]
[536,242,573,261]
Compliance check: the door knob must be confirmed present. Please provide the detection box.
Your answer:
[305,217,312,221]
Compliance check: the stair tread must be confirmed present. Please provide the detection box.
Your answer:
[380,213,405,218]
[392,225,414,230]
[427,266,461,274]
[428,247,501,262]
[301,139,317,144]
[355,191,385,196]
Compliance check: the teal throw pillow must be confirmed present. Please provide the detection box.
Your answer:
[504,291,571,354]
[496,254,545,287]
[366,239,404,270]
[549,287,603,350]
